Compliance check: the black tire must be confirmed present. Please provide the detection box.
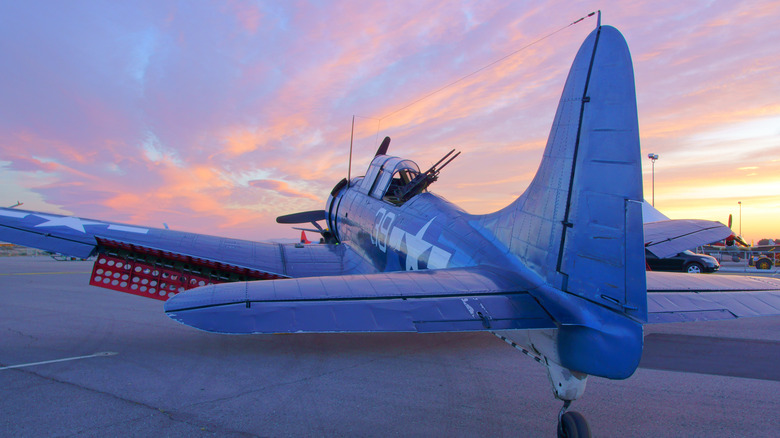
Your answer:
[756,258,772,270]
[558,411,591,438]
[685,262,703,274]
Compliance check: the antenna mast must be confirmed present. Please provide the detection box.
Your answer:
[347,115,355,184]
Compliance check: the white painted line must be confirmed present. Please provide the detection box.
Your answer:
[0,351,117,371]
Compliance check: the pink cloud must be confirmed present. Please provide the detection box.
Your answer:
[224,0,263,35]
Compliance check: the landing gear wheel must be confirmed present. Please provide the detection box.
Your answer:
[558,411,590,438]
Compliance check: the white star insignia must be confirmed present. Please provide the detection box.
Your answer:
[403,218,435,270]
[33,214,104,233]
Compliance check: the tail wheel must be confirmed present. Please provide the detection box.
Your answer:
[558,411,591,438]
[685,262,703,274]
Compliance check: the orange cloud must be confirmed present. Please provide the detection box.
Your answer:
[248,179,321,202]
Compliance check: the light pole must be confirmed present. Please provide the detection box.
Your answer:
[738,201,742,237]
[647,153,659,206]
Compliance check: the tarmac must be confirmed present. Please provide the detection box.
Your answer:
[1,256,779,437]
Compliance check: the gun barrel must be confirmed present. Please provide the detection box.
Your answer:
[436,151,461,173]
[427,149,456,173]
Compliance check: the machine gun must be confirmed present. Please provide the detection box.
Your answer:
[393,149,460,203]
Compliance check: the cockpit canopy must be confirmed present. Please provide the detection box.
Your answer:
[358,155,421,205]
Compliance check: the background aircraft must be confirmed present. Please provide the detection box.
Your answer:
[705,214,749,249]
[641,202,733,259]
[2,24,780,437]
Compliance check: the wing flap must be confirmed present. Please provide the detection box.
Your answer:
[164,266,555,334]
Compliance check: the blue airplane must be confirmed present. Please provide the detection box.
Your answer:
[2,25,779,437]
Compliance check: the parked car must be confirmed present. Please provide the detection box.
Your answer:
[645,249,719,273]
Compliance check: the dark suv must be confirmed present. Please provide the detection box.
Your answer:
[645,249,719,273]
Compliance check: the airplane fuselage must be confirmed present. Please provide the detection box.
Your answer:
[328,174,514,276]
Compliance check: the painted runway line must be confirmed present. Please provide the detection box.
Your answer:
[0,352,117,371]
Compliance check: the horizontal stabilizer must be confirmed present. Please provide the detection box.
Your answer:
[647,271,780,323]
[164,266,555,334]
[276,210,327,224]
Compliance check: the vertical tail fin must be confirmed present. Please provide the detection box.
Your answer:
[480,25,646,321]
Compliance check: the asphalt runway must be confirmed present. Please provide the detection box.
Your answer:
[2,257,779,437]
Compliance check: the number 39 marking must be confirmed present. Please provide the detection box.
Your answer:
[372,208,395,252]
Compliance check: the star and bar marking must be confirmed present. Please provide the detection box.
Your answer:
[0,209,148,234]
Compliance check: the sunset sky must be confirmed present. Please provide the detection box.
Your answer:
[1,1,778,243]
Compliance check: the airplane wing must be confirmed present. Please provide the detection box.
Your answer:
[0,207,374,299]
[163,265,556,334]
[646,271,780,323]
[644,219,732,258]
